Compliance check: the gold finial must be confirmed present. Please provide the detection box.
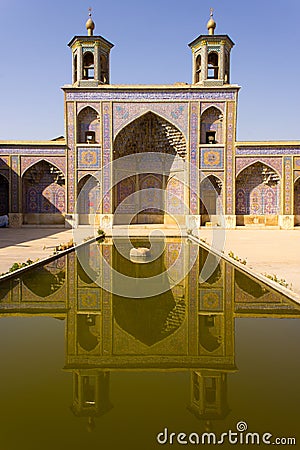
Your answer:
[86,7,95,36]
[207,8,216,35]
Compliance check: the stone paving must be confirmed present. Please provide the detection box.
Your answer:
[199,228,300,296]
[0,228,73,274]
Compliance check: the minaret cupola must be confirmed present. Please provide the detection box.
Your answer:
[189,9,234,86]
[68,9,114,86]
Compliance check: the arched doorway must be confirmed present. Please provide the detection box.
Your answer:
[0,174,9,216]
[113,112,186,225]
[294,177,300,225]
[235,162,280,226]
[200,175,222,226]
[22,160,65,225]
[77,106,100,144]
[200,106,223,144]
[77,175,100,225]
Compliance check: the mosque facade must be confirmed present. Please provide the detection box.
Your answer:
[1,12,300,229]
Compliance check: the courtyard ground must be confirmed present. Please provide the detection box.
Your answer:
[0,227,299,298]
[199,228,300,297]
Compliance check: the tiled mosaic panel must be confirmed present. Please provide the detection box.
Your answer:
[77,288,101,311]
[166,178,184,214]
[139,174,163,212]
[77,102,100,114]
[200,148,224,169]
[116,176,136,213]
[284,156,292,214]
[199,290,223,312]
[225,102,235,214]
[236,157,282,177]
[200,171,224,180]
[294,158,300,170]
[77,148,101,169]
[200,102,225,114]
[21,156,66,176]
[190,103,199,214]
[0,156,9,168]
[200,107,223,144]
[236,163,280,215]
[102,244,112,351]
[67,102,75,212]
[0,148,65,155]
[11,156,19,213]
[236,147,300,156]
[102,102,112,214]
[113,102,188,139]
[66,91,236,102]
[77,106,101,144]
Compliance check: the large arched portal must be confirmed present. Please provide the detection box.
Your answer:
[235,162,280,226]
[22,160,65,225]
[113,112,186,225]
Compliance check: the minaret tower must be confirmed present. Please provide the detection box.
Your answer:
[68,9,114,86]
[189,9,234,85]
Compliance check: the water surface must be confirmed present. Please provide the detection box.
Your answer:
[0,238,299,450]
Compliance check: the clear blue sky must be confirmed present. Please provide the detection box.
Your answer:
[0,0,299,141]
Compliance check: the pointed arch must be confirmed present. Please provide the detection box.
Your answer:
[113,112,186,225]
[100,54,108,83]
[235,161,280,216]
[83,51,94,80]
[77,103,100,115]
[21,158,66,177]
[114,111,186,158]
[22,160,65,224]
[200,106,223,144]
[77,174,100,225]
[200,175,223,223]
[207,51,219,79]
[22,264,66,298]
[77,106,100,144]
[195,54,201,83]
[294,177,300,219]
[114,109,187,144]
[236,159,281,179]
[201,105,223,116]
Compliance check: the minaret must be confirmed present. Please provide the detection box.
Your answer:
[188,9,234,85]
[68,9,114,86]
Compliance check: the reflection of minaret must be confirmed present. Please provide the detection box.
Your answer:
[188,370,230,422]
[71,370,113,431]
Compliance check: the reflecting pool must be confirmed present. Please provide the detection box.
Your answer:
[0,238,299,450]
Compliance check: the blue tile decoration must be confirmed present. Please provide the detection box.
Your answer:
[200,147,224,169]
[77,147,101,169]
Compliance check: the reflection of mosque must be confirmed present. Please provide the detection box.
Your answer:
[0,239,299,429]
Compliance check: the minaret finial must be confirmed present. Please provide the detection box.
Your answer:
[207,8,216,35]
[86,7,95,36]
